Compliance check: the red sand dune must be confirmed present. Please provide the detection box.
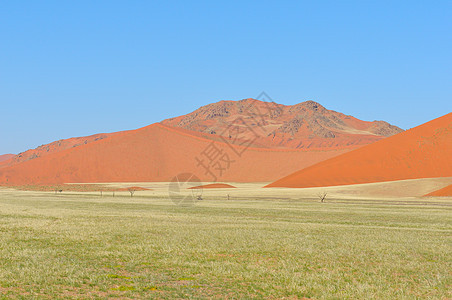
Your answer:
[267,113,452,188]
[424,184,452,197]
[189,183,236,189]
[0,154,14,163]
[0,124,355,185]
[117,186,151,191]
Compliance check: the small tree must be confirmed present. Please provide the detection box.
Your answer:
[128,187,136,197]
[318,192,327,203]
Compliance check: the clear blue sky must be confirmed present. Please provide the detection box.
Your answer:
[1,1,451,154]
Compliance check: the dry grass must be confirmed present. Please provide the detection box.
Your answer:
[0,187,450,299]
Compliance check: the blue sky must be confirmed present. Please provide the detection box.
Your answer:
[1,1,451,154]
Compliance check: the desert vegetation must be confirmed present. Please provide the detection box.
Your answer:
[0,188,450,298]
[318,191,327,203]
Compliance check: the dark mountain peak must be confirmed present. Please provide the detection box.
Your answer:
[161,98,403,149]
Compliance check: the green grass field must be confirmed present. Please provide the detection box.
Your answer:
[0,189,450,299]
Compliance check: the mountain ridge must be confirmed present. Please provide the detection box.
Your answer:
[161,98,403,149]
[0,154,14,163]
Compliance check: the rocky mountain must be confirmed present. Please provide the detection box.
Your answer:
[161,98,403,149]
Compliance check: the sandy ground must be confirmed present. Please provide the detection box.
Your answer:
[51,177,452,204]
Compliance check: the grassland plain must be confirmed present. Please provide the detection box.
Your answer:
[0,187,451,299]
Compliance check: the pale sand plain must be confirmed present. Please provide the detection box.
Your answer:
[58,176,452,203]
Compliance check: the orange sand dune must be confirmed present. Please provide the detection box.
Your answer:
[424,184,452,197]
[0,124,356,185]
[189,183,236,189]
[267,113,452,188]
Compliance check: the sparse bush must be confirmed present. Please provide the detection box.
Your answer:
[318,192,327,203]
